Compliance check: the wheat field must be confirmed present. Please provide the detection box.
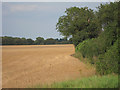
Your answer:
[2,44,95,88]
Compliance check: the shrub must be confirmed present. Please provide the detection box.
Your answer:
[96,39,119,75]
[75,24,118,62]
[76,38,99,64]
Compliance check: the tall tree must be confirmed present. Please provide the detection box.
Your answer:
[27,38,34,45]
[96,2,118,30]
[56,7,101,46]
[45,38,56,45]
[34,37,44,45]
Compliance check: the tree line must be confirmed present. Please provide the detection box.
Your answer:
[1,36,72,45]
[56,2,119,75]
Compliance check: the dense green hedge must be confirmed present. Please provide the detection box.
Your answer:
[96,40,119,75]
[75,31,118,75]
[75,23,118,74]
[76,39,118,75]
[76,24,118,58]
[76,38,98,59]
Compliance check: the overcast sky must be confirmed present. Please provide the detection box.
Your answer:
[2,2,107,40]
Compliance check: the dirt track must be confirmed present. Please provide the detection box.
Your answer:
[2,44,96,88]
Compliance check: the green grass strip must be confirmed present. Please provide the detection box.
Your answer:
[33,74,118,88]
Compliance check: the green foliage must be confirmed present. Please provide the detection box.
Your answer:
[76,39,98,61]
[44,38,56,45]
[68,38,73,44]
[0,37,2,45]
[56,7,101,46]
[75,26,118,73]
[2,36,28,45]
[34,37,44,45]
[75,2,119,75]
[96,2,118,27]
[72,31,89,46]
[96,40,119,75]
[33,75,118,88]
[76,25,118,58]
[1,36,72,45]
[26,38,34,45]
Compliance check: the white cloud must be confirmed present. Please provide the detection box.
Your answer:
[5,3,61,13]
[8,4,39,12]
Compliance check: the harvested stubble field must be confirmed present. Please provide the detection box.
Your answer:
[2,44,96,88]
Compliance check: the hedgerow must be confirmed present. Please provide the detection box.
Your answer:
[96,39,119,75]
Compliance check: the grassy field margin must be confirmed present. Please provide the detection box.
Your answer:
[32,74,118,88]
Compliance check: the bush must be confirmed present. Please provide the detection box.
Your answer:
[76,38,99,64]
[75,30,118,74]
[75,23,118,74]
[96,40,119,75]
[75,23,118,62]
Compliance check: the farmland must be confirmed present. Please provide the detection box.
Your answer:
[2,44,95,88]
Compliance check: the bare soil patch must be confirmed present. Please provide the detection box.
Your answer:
[2,44,96,88]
